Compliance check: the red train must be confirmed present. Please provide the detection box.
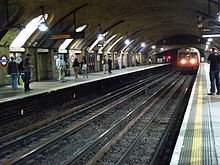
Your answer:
[177,48,200,73]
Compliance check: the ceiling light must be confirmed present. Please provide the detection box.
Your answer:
[97,34,104,40]
[141,43,146,47]
[125,39,130,45]
[38,22,48,31]
[152,45,156,49]
[202,34,220,38]
[76,25,87,32]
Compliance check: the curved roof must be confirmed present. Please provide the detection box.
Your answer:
[0,0,219,51]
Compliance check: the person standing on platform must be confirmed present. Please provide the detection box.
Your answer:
[207,47,220,95]
[56,56,66,83]
[118,56,122,70]
[148,56,152,65]
[7,57,19,89]
[103,55,107,74]
[108,56,112,74]
[72,58,80,79]
[81,56,88,78]
[23,54,33,92]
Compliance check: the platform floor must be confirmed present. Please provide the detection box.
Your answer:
[0,64,166,103]
[170,63,220,165]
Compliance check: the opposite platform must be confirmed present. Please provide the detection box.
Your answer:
[0,64,167,103]
[170,63,220,165]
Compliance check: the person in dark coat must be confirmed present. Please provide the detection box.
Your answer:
[7,57,19,89]
[23,54,33,92]
[72,58,80,79]
[207,47,220,95]
[108,57,112,74]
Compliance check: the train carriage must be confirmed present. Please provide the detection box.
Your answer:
[177,48,200,73]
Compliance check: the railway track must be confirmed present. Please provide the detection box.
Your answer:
[0,71,194,165]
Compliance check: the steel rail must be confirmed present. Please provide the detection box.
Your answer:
[84,76,185,165]
[115,76,186,165]
[0,70,173,150]
[149,76,193,165]
[0,72,175,165]
[66,74,182,164]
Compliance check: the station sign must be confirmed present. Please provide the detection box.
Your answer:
[0,55,9,67]
[51,32,85,40]
[70,55,75,63]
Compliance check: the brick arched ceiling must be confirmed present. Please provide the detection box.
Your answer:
[0,0,219,49]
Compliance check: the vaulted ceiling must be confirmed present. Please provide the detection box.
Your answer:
[0,0,219,50]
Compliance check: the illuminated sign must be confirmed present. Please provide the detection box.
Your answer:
[51,32,85,40]
[0,55,9,67]
[51,34,71,39]
[200,26,220,35]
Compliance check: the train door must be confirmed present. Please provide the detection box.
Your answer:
[88,54,95,72]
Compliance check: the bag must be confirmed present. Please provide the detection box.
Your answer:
[18,75,24,86]
[82,64,87,70]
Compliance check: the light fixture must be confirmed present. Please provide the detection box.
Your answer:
[38,6,48,31]
[152,45,156,49]
[190,59,196,64]
[76,25,87,32]
[180,59,186,64]
[125,39,130,45]
[38,22,48,31]
[141,43,146,47]
[97,34,104,40]
[202,34,220,38]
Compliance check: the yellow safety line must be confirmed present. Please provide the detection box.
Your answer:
[190,77,203,165]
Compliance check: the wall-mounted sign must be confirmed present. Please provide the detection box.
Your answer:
[70,55,75,63]
[58,49,68,53]
[200,26,220,37]
[37,48,49,53]
[0,55,9,67]
[9,47,25,52]
[51,32,85,40]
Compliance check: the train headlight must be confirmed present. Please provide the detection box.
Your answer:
[180,59,186,64]
[190,59,196,64]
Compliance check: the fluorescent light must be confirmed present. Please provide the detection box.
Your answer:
[76,25,87,32]
[97,34,104,40]
[202,34,220,38]
[38,22,48,31]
